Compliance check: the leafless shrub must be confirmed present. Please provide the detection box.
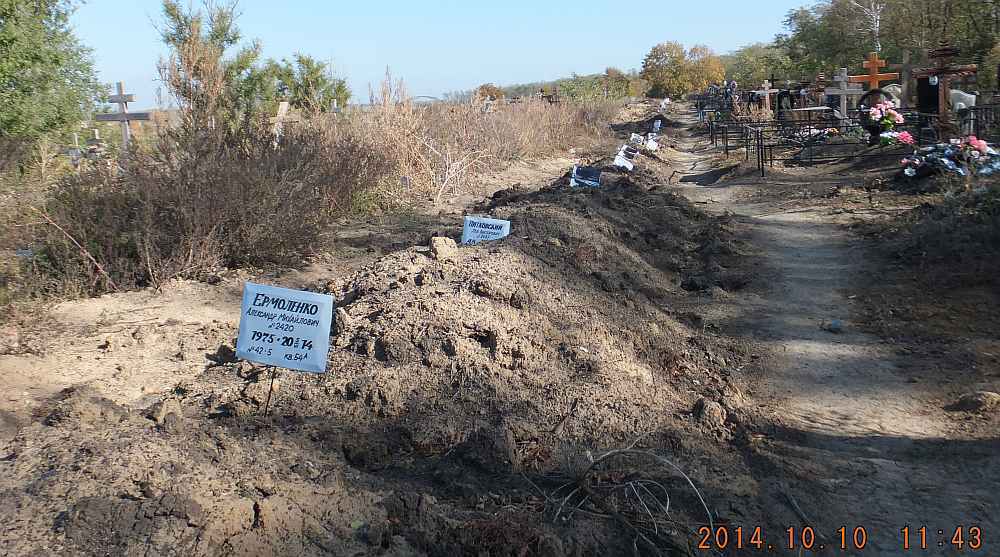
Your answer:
[537,443,713,556]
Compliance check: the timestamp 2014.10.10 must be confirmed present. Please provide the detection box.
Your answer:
[697,525,984,552]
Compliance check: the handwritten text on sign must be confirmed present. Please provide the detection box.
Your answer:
[461,216,511,245]
[236,282,334,373]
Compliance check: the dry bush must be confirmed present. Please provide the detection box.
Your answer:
[22,69,615,297]
[333,73,616,204]
[27,114,380,296]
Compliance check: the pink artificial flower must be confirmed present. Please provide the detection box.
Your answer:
[972,139,989,153]
[897,131,915,145]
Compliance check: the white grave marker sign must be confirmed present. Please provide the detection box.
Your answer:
[236,282,335,373]
[629,133,645,145]
[614,148,635,171]
[461,216,511,245]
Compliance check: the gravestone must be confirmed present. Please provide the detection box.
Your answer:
[917,78,940,114]
[236,282,335,374]
[570,165,601,188]
[461,216,511,245]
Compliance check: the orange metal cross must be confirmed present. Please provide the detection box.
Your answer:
[849,52,900,90]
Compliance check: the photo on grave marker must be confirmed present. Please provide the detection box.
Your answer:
[570,165,601,188]
[461,216,511,245]
[236,282,335,374]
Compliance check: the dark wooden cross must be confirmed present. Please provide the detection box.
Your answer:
[850,52,900,91]
[912,45,977,137]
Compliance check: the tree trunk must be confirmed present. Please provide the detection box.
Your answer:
[901,50,913,108]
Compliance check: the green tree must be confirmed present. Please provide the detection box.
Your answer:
[723,43,793,87]
[641,41,689,97]
[0,0,100,163]
[159,0,269,128]
[267,54,350,112]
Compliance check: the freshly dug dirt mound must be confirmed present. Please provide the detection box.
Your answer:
[1,112,760,555]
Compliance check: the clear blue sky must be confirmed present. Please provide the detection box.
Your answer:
[71,0,811,109]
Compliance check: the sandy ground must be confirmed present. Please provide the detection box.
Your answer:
[1,102,997,556]
[667,112,998,555]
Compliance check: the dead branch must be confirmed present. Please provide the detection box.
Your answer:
[30,206,119,292]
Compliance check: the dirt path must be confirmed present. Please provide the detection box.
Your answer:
[667,111,998,555]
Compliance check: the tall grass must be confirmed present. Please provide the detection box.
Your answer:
[12,73,617,297]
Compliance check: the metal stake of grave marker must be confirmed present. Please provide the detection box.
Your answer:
[261,366,279,417]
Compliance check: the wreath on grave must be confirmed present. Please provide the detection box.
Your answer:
[901,136,1000,179]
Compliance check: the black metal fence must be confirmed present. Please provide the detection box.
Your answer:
[709,116,933,177]
[966,104,1000,142]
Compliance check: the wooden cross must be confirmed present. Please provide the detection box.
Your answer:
[913,45,977,136]
[756,80,780,111]
[849,52,900,91]
[270,101,291,137]
[94,81,151,151]
[826,68,864,118]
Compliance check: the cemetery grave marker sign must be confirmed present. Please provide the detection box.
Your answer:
[236,282,334,374]
[461,216,511,245]
[756,80,780,111]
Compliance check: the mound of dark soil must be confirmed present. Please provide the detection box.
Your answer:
[0,117,760,556]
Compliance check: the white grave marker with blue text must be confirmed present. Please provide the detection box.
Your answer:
[461,216,511,245]
[236,282,335,373]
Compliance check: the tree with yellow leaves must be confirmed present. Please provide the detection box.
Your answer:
[641,41,689,98]
[641,42,726,98]
[686,45,726,93]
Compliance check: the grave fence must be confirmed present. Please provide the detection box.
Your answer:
[713,117,938,177]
